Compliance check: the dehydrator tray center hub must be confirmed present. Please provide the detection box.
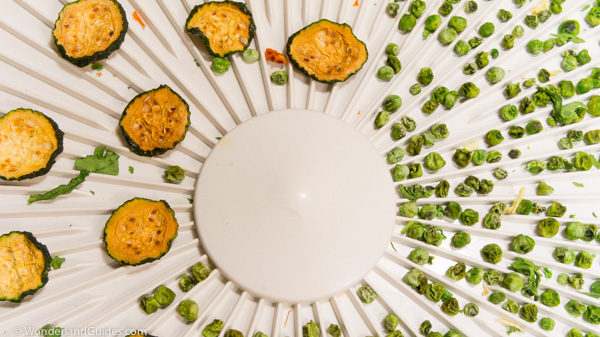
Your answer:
[194,109,396,303]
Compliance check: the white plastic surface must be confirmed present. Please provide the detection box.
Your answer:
[195,109,396,304]
[0,0,599,336]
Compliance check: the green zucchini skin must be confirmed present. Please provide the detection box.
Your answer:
[0,108,64,181]
[286,19,369,84]
[52,0,128,68]
[119,85,191,157]
[0,231,52,303]
[185,0,256,58]
[103,197,179,266]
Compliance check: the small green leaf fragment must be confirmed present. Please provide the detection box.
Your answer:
[573,182,584,187]
[75,146,120,175]
[91,62,103,70]
[50,256,65,269]
[128,166,134,174]
[28,171,90,204]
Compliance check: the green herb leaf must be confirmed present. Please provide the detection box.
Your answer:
[582,292,600,298]
[28,171,90,204]
[590,155,600,169]
[573,182,584,187]
[508,258,542,297]
[506,326,522,335]
[550,33,585,43]
[188,198,193,204]
[75,146,120,175]
[91,62,103,70]
[128,166,134,174]
[216,137,222,140]
[390,242,398,252]
[582,4,591,11]
[50,256,65,269]
[542,267,552,278]
[90,190,95,195]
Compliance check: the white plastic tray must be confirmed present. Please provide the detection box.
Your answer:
[1,0,600,336]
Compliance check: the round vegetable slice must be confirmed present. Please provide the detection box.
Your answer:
[185,1,256,57]
[287,19,368,83]
[104,198,179,265]
[120,85,191,157]
[52,0,128,67]
[0,231,51,303]
[0,109,63,181]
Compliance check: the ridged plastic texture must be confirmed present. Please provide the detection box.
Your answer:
[1,0,599,336]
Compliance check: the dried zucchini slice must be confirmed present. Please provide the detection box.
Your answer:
[185,1,256,57]
[0,109,64,181]
[287,19,368,83]
[120,85,191,157]
[52,0,128,67]
[104,198,179,266]
[0,231,51,303]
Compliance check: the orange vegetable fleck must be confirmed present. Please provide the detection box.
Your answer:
[357,110,361,115]
[353,0,359,6]
[133,11,146,28]
[96,72,103,77]
[265,48,287,64]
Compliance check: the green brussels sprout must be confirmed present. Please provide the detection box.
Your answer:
[557,273,569,285]
[140,295,159,314]
[566,299,587,317]
[488,291,505,304]
[409,248,431,266]
[568,273,585,290]
[484,270,504,286]
[326,324,341,337]
[403,268,425,288]
[459,208,478,225]
[399,14,417,32]
[454,40,471,56]
[538,218,560,238]
[524,15,539,29]
[502,300,519,314]
[377,66,394,81]
[417,68,434,86]
[562,55,577,72]
[582,224,598,242]
[383,314,399,332]
[553,247,575,264]
[532,203,546,214]
[575,251,595,269]
[512,24,525,37]
[408,135,424,156]
[465,1,477,13]
[466,267,484,285]
[584,305,600,325]
[577,49,591,65]
[539,289,560,307]
[506,126,522,139]
[40,325,63,337]
[438,28,457,45]
[587,7,600,27]
[537,9,551,23]
[519,97,535,115]
[523,78,537,88]
[410,0,426,18]
[425,15,442,31]
[402,116,416,132]
[577,78,594,94]
[573,152,593,171]
[224,330,244,337]
[539,317,555,331]
[408,163,422,179]
[242,49,260,63]
[449,16,467,33]
[154,285,176,306]
[463,303,479,317]
[202,320,224,337]
[212,58,231,74]
[498,9,512,22]
[546,201,566,217]
[500,105,518,121]
[559,20,580,35]
[441,298,460,316]
[303,321,320,337]
[543,39,555,53]
[420,320,432,335]
[432,86,449,104]
[568,130,584,142]
[486,130,504,146]
[443,202,462,219]
[453,149,472,168]
[475,52,489,69]
[424,152,446,171]
[387,55,402,74]
[425,282,445,302]
[493,168,508,180]
[511,234,535,254]
[526,160,546,174]
[405,221,425,240]
[478,179,494,195]
[375,111,390,128]
[387,331,404,337]
[559,137,573,149]
[165,166,185,183]
[516,200,533,215]
[565,222,585,240]
[462,62,478,75]
[270,70,288,85]
[435,180,449,198]
[438,2,453,16]
[503,272,524,292]
[519,303,538,322]
[422,100,439,114]
[532,91,550,106]
[558,80,576,98]
[508,149,521,159]
[357,285,376,303]
[443,330,462,337]
[419,205,438,220]
[410,84,422,95]
[482,213,501,230]
[481,244,503,264]
[383,95,402,113]
[178,299,199,322]
[486,67,505,83]
[387,147,406,164]
[504,82,521,98]
[430,124,448,139]
[464,175,479,190]
[385,43,400,56]
[192,262,211,282]
[446,262,466,280]
[179,274,196,292]
[391,123,407,140]
[478,22,495,37]
[386,2,400,17]
[536,182,554,196]
[567,329,584,337]
[527,40,543,54]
